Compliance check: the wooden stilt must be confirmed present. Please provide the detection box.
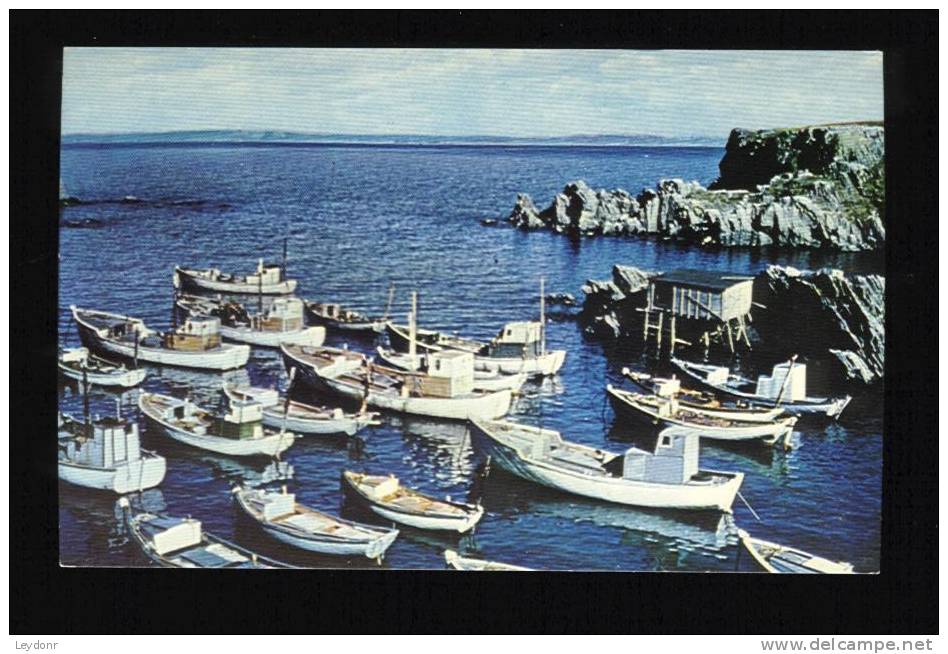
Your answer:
[669,315,677,355]
[656,312,664,350]
[725,320,735,353]
[738,314,752,348]
[642,309,650,343]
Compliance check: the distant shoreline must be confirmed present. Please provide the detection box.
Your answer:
[61,140,724,151]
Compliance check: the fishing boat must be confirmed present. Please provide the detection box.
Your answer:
[375,347,528,393]
[58,346,146,388]
[176,294,325,348]
[671,357,852,420]
[232,486,399,561]
[341,471,484,533]
[138,392,296,458]
[305,301,387,334]
[58,411,166,494]
[606,386,797,448]
[621,368,785,423]
[282,345,513,421]
[71,306,250,371]
[118,498,294,569]
[469,419,744,512]
[223,382,378,437]
[738,529,854,574]
[444,549,530,571]
[174,253,297,295]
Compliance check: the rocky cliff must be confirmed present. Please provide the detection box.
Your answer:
[506,124,885,251]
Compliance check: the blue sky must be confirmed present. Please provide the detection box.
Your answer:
[62,48,884,138]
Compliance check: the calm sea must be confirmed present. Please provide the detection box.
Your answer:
[58,142,882,571]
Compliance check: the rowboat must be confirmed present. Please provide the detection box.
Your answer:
[58,347,146,388]
[606,386,797,448]
[671,357,852,420]
[59,412,166,494]
[232,486,399,560]
[375,347,528,393]
[470,418,744,512]
[341,471,484,533]
[622,368,785,423]
[305,301,387,334]
[444,549,530,571]
[176,294,325,348]
[118,498,294,569]
[282,344,513,421]
[138,392,296,458]
[738,529,854,574]
[72,306,250,371]
[223,382,378,437]
[173,258,297,295]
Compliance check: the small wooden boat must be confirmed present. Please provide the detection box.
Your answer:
[738,529,854,574]
[58,346,146,387]
[223,382,379,436]
[59,412,166,493]
[282,344,513,421]
[118,498,294,568]
[233,486,399,560]
[174,257,297,295]
[375,347,528,393]
[606,386,797,448]
[342,471,484,533]
[138,392,296,458]
[470,419,744,512]
[305,301,387,334]
[444,549,530,571]
[176,294,325,348]
[72,306,250,371]
[622,368,785,423]
[671,357,852,420]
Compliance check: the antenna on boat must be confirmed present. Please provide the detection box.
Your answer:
[383,282,396,321]
[258,266,264,316]
[282,367,296,434]
[773,354,798,407]
[408,292,418,366]
[81,363,91,437]
[539,276,546,356]
[281,236,288,281]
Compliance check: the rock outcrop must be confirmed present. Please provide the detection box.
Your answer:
[579,265,655,338]
[505,124,885,251]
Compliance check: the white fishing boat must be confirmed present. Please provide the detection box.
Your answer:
[341,471,484,533]
[174,256,297,295]
[470,419,744,512]
[58,347,146,387]
[671,357,852,420]
[138,392,296,458]
[282,345,512,421]
[118,498,294,569]
[606,386,797,448]
[232,486,399,561]
[444,549,530,571]
[58,412,166,494]
[176,294,325,348]
[738,529,854,574]
[622,368,785,423]
[375,347,528,393]
[305,301,387,333]
[72,306,250,371]
[223,382,378,436]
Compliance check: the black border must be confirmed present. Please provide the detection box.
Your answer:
[11,10,938,634]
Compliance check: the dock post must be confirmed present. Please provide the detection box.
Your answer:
[725,320,735,353]
[642,308,649,343]
[656,312,664,350]
[669,315,676,355]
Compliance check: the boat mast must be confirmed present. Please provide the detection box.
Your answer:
[539,276,546,356]
[408,291,418,366]
[258,265,263,316]
[281,237,288,281]
[383,282,396,321]
[81,364,91,437]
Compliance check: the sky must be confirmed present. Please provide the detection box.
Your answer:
[61,48,884,138]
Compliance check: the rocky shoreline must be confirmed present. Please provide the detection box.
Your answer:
[505,124,885,252]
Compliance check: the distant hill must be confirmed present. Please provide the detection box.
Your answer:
[61,130,723,148]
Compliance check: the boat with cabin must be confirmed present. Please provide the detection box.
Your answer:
[174,255,297,295]
[305,301,387,334]
[58,346,146,388]
[71,306,250,371]
[176,294,325,348]
[341,471,484,533]
[282,344,513,421]
[118,498,294,569]
[469,419,744,512]
[738,529,854,574]
[444,549,530,571]
[138,392,297,458]
[375,347,528,393]
[606,386,797,448]
[232,486,399,561]
[59,411,166,493]
[223,382,378,437]
[671,357,852,419]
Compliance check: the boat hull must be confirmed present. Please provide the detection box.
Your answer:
[58,455,166,494]
[220,324,325,348]
[258,522,396,558]
[76,324,249,371]
[58,363,147,388]
[374,349,528,393]
[261,408,372,436]
[175,267,297,295]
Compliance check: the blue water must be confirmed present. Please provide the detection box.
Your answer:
[58,143,882,572]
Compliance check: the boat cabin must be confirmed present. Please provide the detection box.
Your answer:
[258,491,296,521]
[215,399,266,439]
[755,361,807,401]
[163,316,222,351]
[59,416,143,468]
[613,428,700,484]
[254,297,304,332]
[402,350,475,398]
[60,347,89,365]
[488,321,544,358]
[141,516,203,557]
[248,259,285,285]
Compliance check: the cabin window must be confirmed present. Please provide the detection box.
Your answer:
[435,360,441,371]
[660,435,673,448]
[506,329,512,336]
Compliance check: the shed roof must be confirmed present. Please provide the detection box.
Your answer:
[652,268,754,291]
